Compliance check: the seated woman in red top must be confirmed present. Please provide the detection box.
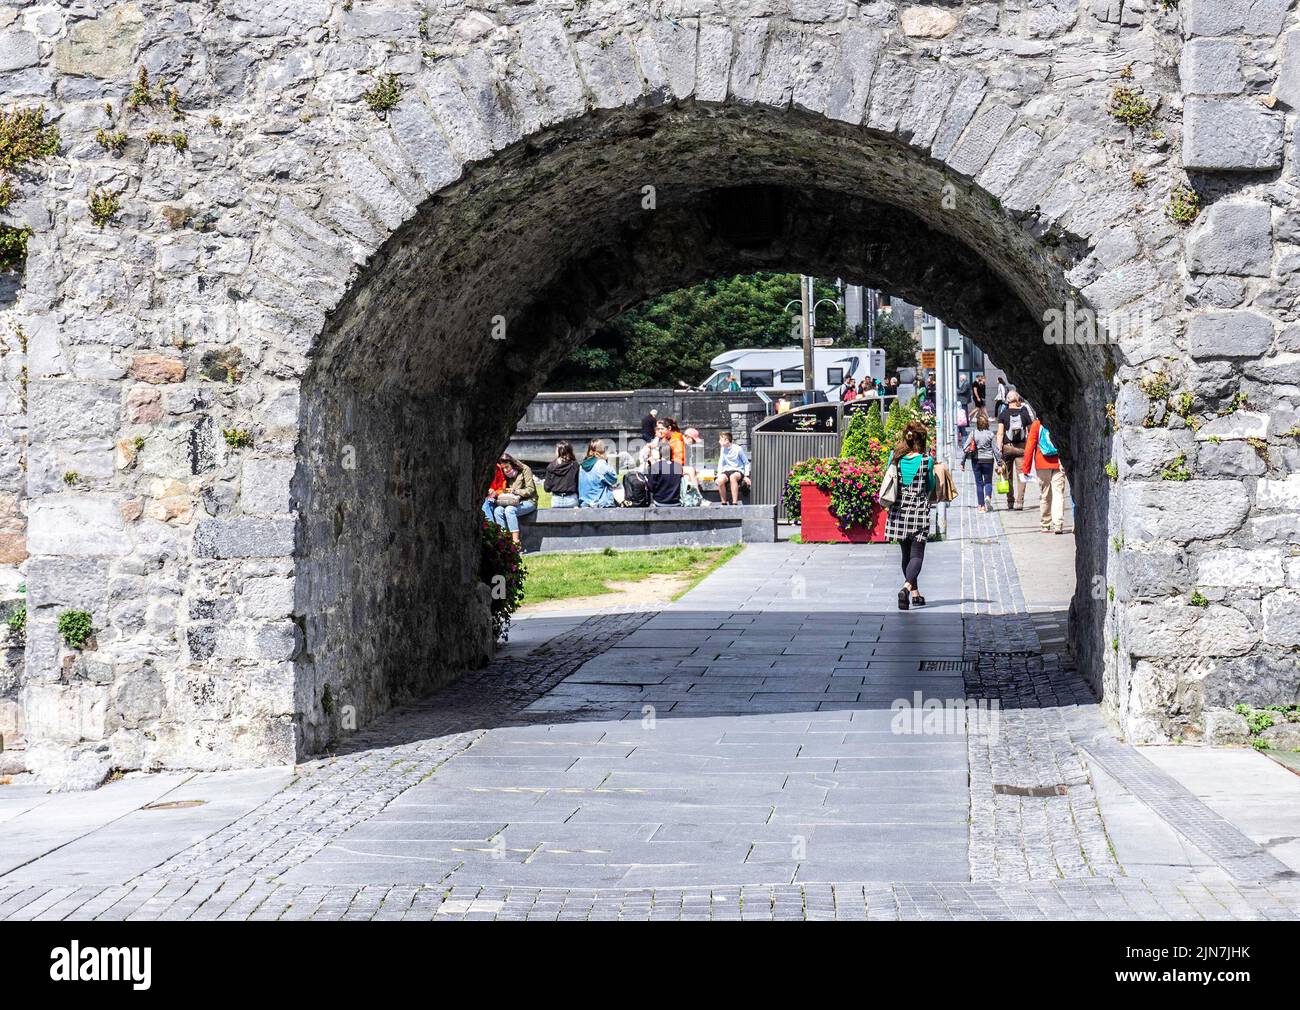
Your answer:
[482,461,507,525]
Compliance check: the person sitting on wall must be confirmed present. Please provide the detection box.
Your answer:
[482,459,507,524]
[543,441,580,508]
[578,438,619,507]
[491,452,537,545]
[716,431,750,505]
[647,442,683,506]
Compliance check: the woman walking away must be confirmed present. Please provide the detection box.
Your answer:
[885,419,936,610]
[491,453,537,545]
[578,438,619,507]
[962,410,998,512]
[544,441,580,508]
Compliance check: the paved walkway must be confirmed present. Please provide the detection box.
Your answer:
[2,472,1299,920]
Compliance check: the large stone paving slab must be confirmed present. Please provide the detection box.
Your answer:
[282,541,974,888]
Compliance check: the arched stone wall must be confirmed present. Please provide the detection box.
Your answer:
[2,1,1296,785]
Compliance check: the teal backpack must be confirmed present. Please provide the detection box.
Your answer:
[1038,426,1059,458]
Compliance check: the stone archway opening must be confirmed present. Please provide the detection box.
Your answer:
[293,102,1113,753]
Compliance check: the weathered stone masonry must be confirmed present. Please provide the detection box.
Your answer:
[0,0,1298,785]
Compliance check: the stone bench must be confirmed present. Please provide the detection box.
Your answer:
[519,505,777,554]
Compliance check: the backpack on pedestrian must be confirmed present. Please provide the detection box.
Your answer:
[1038,427,1059,458]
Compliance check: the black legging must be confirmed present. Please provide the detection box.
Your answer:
[900,535,926,591]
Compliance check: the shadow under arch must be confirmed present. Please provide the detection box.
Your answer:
[292,100,1114,754]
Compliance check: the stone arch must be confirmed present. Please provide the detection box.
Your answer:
[17,2,1300,785]
[277,15,1166,755]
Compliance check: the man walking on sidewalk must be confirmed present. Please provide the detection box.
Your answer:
[995,390,1032,511]
[1022,416,1067,533]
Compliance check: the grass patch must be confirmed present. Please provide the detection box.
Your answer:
[522,544,742,605]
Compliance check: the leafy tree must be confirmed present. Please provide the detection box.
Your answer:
[545,272,844,390]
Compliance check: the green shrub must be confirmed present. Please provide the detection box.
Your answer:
[57,610,94,649]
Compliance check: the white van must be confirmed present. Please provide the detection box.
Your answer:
[698,347,886,398]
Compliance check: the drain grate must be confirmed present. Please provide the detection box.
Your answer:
[919,659,973,672]
[993,783,1069,798]
[977,650,1039,659]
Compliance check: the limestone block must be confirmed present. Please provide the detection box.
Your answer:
[129,353,186,384]
[1204,707,1251,746]
[1183,98,1283,171]
[1262,589,1300,646]
[1184,310,1273,359]
[1260,721,1300,750]
[1127,602,1257,657]
[517,13,586,123]
[1196,440,1265,477]
[240,458,295,514]
[1244,353,1300,385]
[1180,39,1245,95]
[1120,543,1191,598]
[1256,474,1300,510]
[1196,547,1286,588]
[1195,411,1270,441]
[28,496,131,557]
[1186,202,1273,277]
[0,31,39,72]
[1277,31,1300,109]
[695,22,734,104]
[126,386,163,423]
[901,6,958,37]
[193,517,295,559]
[30,381,120,443]
[243,576,294,618]
[791,0,847,19]
[1184,0,1290,37]
[1123,481,1250,542]
[54,4,143,77]
[823,25,882,125]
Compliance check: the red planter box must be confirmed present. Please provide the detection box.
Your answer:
[799,482,888,543]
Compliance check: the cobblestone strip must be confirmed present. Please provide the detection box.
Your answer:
[955,475,1117,882]
[957,492,1039,657]
[134,611,653,884]
[5,879,1295,921]
[1082,737,1297,883]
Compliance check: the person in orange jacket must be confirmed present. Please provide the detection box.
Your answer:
[1022,417,1068,534]
[482,462,507,525]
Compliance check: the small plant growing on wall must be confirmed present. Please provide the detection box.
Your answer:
[57,610,94,650]
[362,74,402,117]
[62,471,79,485]
[95,128,128,154]
[1161,452,1190,481]
[145,130,188,152]
[6,602,26,641]
[0,224,33,272]
[222,427,254,449]
[1105,461,1118,482]
[1108,86,1155,129]
[88,188,121,228]
[1190,590,1208,607]
[1166,186,1201,225]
